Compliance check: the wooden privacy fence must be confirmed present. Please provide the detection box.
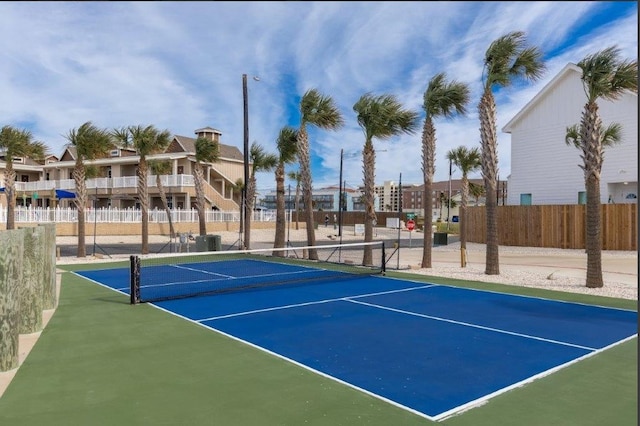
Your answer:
[465,204,637,251]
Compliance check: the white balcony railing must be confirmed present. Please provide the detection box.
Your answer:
[14,174,197,192]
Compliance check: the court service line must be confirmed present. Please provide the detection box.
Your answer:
[171,264,235,278]
[194,284,435,322]
[346,299,598,351]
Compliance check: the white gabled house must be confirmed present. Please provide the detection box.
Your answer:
[503,63,637,205]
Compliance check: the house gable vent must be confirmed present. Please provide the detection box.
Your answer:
[13,157,24,163]
[110,149,120,157]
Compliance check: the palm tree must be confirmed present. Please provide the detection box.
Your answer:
[287,171,302,230]
[273,127,298,255]
[469,182,485,205]
[354,93,420,265]
[112,125,172,254]
[479,31,545,275]
[297,89,344,260]
[0,126,47,230]
[246,142,278,250]
[149,159,176,239]
[193,136,220,237]
[565,46,637,288]
[420,73,470,268]
[63,122,111,257]
[446,146,481,267]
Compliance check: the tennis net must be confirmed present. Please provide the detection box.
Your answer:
[130,240,386,304]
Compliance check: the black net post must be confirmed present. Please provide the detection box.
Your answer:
[381,242,386,275]
[130,255,141,304]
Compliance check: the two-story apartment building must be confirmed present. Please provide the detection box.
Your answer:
[1,127,245,212]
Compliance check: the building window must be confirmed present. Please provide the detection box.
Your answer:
[577,192,586,205]
[520,194,532,205]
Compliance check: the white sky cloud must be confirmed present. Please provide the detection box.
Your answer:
[1,1,636,196]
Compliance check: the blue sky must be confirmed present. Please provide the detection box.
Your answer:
[1,1,637,196]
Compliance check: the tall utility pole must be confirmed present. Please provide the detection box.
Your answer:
[242,74,259,250]
[241,74,249,249]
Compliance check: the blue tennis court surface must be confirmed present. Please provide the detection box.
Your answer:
[77,259,638,421]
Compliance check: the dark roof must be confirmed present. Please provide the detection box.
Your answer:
[0,155,44,166]
[172,135,243,161]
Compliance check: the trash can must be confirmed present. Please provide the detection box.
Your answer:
[195,235,208,252]
[433,232,448,246]
[207,234,222,251]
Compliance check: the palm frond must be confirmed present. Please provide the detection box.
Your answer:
[354,93,419,141]
[276,126,298,165]
[565,124,582,149]
[601,122,623,147]
[578,45,638,102]
[423,72,471,119]
[149,159,172,175]
[195,136,220,164]
[483,31,545,90]
[250,142,278,173]
[446,145,481,175]
[300,88,344,130]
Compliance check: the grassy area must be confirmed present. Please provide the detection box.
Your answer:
[0,266,636,425]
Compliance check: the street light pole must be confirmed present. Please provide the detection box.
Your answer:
[242,74,249,250]
[242,73,260,250]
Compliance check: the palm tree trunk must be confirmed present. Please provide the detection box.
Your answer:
[138,160,149,255]
[72,164,87,258]
[582,102,604,288]
[156,175,176,238]
[298,127,317,259]
[585,176,604,287]
[421,118,435,268]
[273,165,286,255]
[362,140,376,266]
[294,182,300,230]
[460,175,469,267]
[479,89,500,275]
[194,164,207,236]
[4,168,16,230]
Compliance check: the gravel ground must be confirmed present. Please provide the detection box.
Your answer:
[406,243,637,301]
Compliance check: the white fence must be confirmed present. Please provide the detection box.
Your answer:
[0,206,279,224]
